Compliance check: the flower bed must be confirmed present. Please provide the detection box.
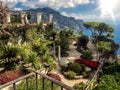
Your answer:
[0,70,19,84]
[47,73,61,81]
[75,59,100,69]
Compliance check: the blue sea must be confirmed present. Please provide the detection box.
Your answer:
[83,24,120,55]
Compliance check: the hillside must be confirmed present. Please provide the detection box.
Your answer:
[26,7,84,32]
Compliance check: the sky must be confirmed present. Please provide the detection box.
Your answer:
[1,0,120,24]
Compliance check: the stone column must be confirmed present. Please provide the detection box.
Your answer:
[37,13,42,24]
[21,12,29,25]
[58,46,61,66]
[21,12,25,25]
[6,13,11,23]
[49,14,53,23]
[25,14,29,24]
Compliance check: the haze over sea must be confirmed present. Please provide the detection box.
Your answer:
[114,24,120,55]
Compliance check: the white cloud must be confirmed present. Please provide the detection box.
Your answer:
[61,11,120,22]
[14,7,22,11]
[1,0,27,8]
[1,0,92,9]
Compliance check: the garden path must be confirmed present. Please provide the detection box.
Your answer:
[59,44,81,66]
[55,44,89,87]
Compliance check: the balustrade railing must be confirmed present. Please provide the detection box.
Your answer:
[0,69,75,90]
[85,62,103,90]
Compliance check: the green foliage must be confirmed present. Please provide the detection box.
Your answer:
[93,75,120,90]
[84,22,118,61]
[93,62,120,90]
[96,41,111,53]
[0,45,22,70]
[57,29,75,57]
[96,41,112,60]
[26,52,40,69]
[77,35,89,50]
[68,63,83,74]
[26,27,38,41]
[81,50,93,59]
[102,62,120,75]
[73,82,86,90]
[66,71,76,79]
[26,26,51,56]
[10,14,21,23]
[82,71,89,78]
[42,54,53,62]
[84,22,114,38]
[0,33,12,44]
[59,37,69,56]
[60,29,74,39]
[16,77,59,90]
[42,54,56,71]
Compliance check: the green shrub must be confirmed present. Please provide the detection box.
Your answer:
[80,50,93,59]
[0,33,12,45]
[16,77,59,90]
[68,63,82,74]
[60,37,69,57]
[42,54,56,71]
[93,75,120,90]
[77,35,89,50]
[26,52,40,69]
[73,82,86,90]
[0,45,22,70]
[66,71,76,79]
[82,71,89,78]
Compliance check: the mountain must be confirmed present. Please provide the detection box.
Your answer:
[26,7,84,32]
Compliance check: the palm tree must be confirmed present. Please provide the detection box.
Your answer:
[0,45,22,70]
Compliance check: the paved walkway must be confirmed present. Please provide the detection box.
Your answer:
[56,44,88,87]
[59,44,81,66]
[54,70,88,87]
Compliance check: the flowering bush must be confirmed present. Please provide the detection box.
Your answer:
[75,59,100,69]
[0,70,19,84]
[47,73,61,81]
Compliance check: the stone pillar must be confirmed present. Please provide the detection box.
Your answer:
[58,46,61,66]
[21,12,29,25]
[53,42,56,59]
[37,13,42,24]
[6,13,11,23]
[25,14,29,24]
[21,12,25,25]
[49,14,53,23]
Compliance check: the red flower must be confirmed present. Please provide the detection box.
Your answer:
[47,73,61,81]
[75,59,100,69]
[0,70,19,84]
